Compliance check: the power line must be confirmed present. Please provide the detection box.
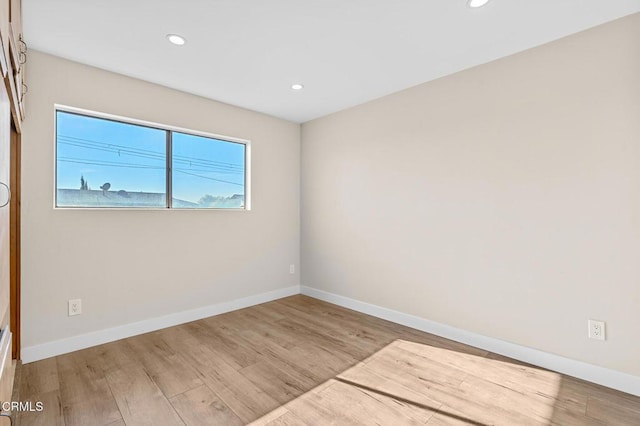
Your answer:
[58,137,243,174]
[58,134,245,169]
[59,152,243,176]
[172,167,240,175]
[58,140,165,162]
[58,158,164,170]
[174,169,243,186]
[58,156,164,168]
[58,158,244,186]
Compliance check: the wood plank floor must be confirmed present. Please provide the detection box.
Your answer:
[15,295,640,425]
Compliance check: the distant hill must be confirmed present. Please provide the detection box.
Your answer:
[56,189,243,208]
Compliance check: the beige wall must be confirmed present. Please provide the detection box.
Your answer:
[22,51,300,349]
[301,14,640,376]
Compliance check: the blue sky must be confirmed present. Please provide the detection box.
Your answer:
[56,111,245,204]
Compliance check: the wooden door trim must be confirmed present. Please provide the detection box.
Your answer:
[9,122,20,359]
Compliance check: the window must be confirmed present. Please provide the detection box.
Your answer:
[172,132,246,209]
[55,108,249,209]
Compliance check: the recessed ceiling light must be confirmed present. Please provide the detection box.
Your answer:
[291,83,304,91]
[167,34,186,45]
[468,0,490,8]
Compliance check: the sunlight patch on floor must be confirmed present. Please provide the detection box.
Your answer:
[249,339,566,425]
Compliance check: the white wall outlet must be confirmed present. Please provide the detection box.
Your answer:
[68,299,82,316]
[289,264,295,274]
[588,319,606,341]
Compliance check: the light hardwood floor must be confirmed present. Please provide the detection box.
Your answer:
[15,295,640,425]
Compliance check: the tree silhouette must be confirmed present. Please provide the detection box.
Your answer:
[198,194,218,206]
[80,175,90,190]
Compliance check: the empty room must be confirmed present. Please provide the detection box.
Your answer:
[0,0,638,424]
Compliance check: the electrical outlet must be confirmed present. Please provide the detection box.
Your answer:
[69,299,82,316]
[588,319,606,341]
[289,264,295,274]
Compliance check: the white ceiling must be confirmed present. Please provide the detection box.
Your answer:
[23,0,640,123]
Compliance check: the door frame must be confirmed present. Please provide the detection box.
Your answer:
[9,121,19,359]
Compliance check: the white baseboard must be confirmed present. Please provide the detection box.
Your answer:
[21,283,640,397]
[21,285,300,364]
[301,285,640,397]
